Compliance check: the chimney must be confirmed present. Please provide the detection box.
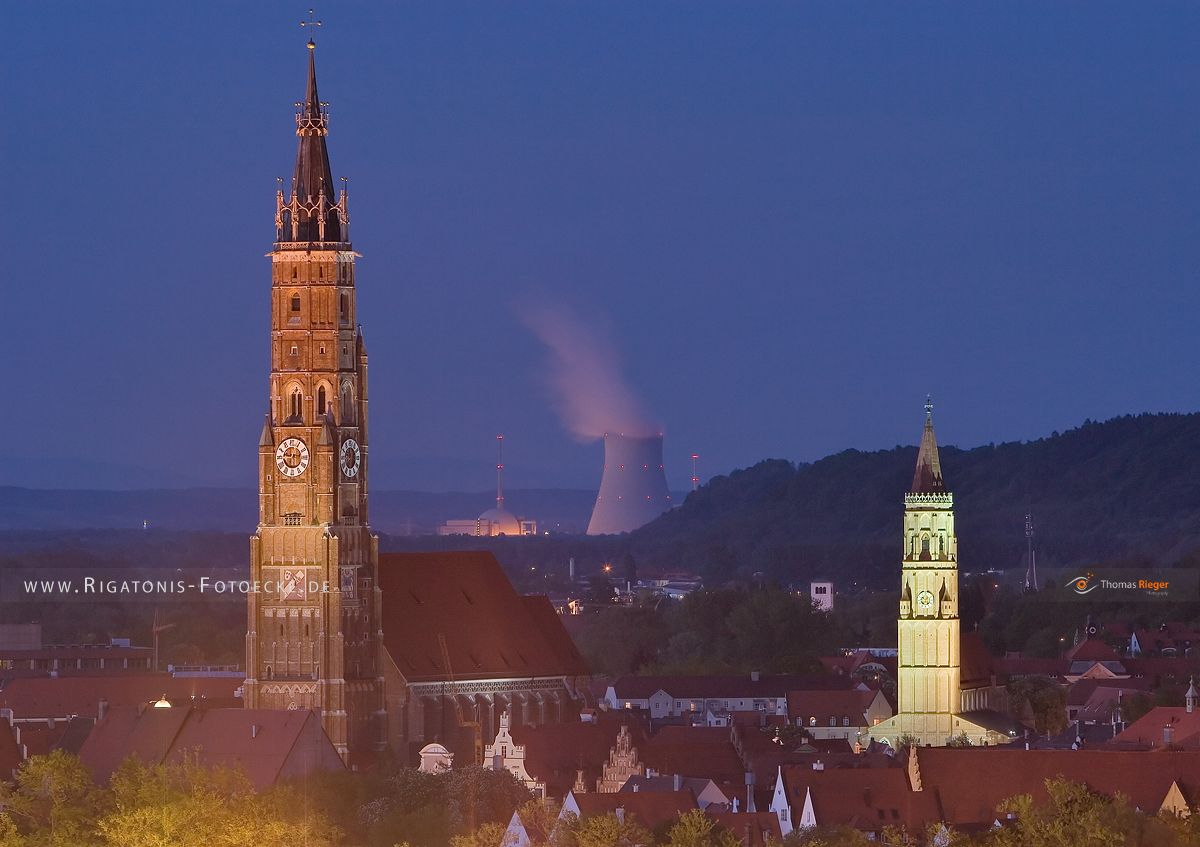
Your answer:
[632,783,639,793]
[673,773,682,791]
[587,434,672,535]
[97,698,109,721]
[251,724,260,739]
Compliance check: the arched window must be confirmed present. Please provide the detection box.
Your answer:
[341,383,354,424]
[316,386,326,416]
[290,294,301,312]
[921,535,931,556]
[289,388,302,420]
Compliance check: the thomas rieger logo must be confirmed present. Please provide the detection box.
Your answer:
[1069,572,1170,596]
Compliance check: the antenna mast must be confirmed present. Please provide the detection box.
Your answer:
[691,454,700,491]
[496,434,505,511]
[1024,511,1038,591]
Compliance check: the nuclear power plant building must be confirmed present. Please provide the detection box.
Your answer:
[586,433,673,535]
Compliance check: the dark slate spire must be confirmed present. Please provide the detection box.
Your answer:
[282,40,344,244]
[911,397,946,494]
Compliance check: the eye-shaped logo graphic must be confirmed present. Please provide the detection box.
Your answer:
[1069,572,1097,595]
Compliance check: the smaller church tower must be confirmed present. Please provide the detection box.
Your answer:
[869,400,1003,747]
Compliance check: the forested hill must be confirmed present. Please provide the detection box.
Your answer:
[631,413,1200,586]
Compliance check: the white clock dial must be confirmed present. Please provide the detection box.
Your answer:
[917,590,935,610]
[275,437,310,477]
[340,438,361,479]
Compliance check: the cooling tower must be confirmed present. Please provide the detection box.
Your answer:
[586,434,672,535]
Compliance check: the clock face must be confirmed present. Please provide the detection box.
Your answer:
[340,438,361,479]
[917,590,935,610]
[275,437,310,477]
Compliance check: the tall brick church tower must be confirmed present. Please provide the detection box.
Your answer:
[244,36,383,760]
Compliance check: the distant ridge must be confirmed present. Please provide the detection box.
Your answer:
[5,414,1200,588]
[0,487,598,535]
[632,413,1200,583]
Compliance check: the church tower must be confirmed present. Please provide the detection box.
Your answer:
[892,399,960,744]
[244,36,384,760]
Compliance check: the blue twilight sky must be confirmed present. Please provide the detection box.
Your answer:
[2,2,1198,491]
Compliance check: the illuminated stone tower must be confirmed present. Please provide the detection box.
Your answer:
[244,37,383,760]
[869,401,999,747]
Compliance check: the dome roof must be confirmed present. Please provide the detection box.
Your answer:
[478,507,522,536]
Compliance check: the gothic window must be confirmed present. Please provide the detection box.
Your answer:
[921,535,931,557]
[279,623,284,636]
[265,665,272,679]
[290,294,301,312]
[289,388,302,420]
[340,293,349,322]
[317,386,326,415]
[341,384,355,424]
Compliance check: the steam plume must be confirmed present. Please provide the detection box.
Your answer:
[522,304,658,441]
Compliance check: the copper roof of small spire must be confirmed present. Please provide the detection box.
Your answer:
[289,41,341,242]
[911,398,946,494]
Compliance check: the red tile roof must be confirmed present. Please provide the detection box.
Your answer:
[378,552,590,683]
[917,748,1200,825]
[1110,707,1200,749]
[570,790,698,830]
[642,726,746,783]
[706,812,782,847]
[0,674,241,720]
[786,689,876,724]
[1064,639,1121,663]
[780,764,939,832]
[79,705,344,790]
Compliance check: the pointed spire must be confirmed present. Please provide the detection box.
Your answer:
[287,40,342,243]
[911,396,946,494]
[259,414,274,448]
